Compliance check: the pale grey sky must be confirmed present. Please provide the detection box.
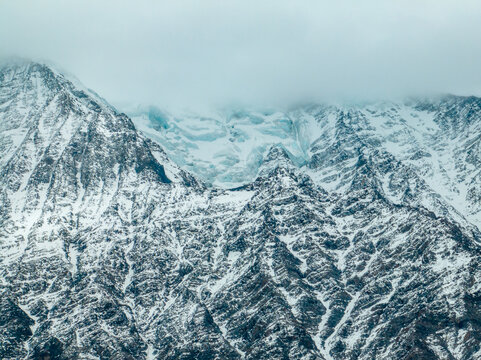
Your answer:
[1,0,481,108]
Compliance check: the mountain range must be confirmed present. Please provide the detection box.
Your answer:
[1,60,481,360]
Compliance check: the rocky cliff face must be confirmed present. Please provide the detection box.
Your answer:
[1,61,481,360]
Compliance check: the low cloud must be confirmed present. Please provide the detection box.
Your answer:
[2,0,481,108]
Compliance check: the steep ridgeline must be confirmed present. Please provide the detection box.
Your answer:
[0,61,481,360]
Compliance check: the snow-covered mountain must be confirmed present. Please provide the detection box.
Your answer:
[127,99,481,227]
[1,61,481,360]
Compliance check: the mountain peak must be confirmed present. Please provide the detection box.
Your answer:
[264,144,293,163]
[0,59,176,198]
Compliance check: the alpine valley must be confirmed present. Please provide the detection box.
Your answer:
[1,60,481,360]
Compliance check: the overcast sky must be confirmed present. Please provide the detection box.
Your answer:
[1,0,481,109]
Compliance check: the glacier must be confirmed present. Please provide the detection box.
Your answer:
[125,104,314,188]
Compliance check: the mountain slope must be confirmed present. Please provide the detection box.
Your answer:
[128,99,481,228]
[1,61,481,360]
